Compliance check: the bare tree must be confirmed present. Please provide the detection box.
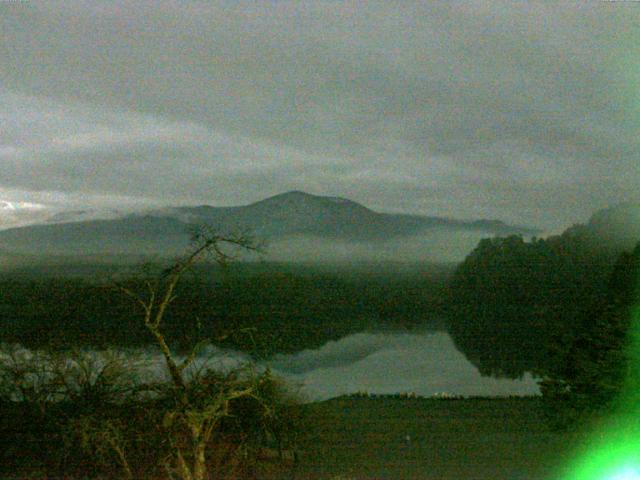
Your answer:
[116,228,277,480]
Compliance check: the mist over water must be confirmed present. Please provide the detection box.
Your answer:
[265,229,510,264]
[1,333,539,402]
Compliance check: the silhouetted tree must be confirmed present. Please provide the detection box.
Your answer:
[116,228,294,480]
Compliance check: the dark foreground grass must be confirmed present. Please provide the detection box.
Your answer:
[2,396,583,479]
[296,396,576,480]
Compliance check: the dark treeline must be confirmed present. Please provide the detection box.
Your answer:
[539,243,640,424]
[0,263,451,357]
[446,225,640,384]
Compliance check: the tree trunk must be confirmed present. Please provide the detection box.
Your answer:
[193,439,208,480]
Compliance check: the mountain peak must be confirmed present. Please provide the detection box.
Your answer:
[263,190,330,201]
[254,191,369,210]
[266,190,316,201]
[584,202,640,248]
[282,190,310,196]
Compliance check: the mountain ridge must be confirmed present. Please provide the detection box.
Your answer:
[0,191,540,263]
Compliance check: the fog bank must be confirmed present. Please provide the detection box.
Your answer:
[265,229,517,264]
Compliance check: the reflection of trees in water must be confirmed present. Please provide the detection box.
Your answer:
[446,233,622,379]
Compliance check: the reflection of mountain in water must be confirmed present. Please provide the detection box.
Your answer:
[4,333,539,403]
[267,332,539,401]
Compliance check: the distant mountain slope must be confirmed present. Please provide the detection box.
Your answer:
[0,191,538,261]
[561,202,640,253]
[0,215,191,257]
[152,191,534,240]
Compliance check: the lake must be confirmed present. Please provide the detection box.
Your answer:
[267,331,539,401]
[0,331,540,402]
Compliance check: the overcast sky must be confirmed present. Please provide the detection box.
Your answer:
[1,1,639,231]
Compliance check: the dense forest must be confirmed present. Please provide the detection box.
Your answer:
[444,212,640,379]
[539,243,640,424]
[445,218,640,426]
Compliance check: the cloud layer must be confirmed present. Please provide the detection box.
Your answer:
[1,1,639,230]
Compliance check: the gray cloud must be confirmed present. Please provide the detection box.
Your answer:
[1,1,638,230]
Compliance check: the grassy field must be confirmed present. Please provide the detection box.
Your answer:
[295,396,577,480]
[0,395,594,479]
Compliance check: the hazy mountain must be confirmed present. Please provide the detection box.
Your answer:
[0,191,538,263]
[584,202,640,249]
[560,202,640,254]
[45,208,128,224]
[152,191,533,240]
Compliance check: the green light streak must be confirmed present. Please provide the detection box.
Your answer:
[609,468,640,480]
[557,304,640,480]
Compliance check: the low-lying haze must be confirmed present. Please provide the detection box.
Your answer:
[266,229,507,264]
